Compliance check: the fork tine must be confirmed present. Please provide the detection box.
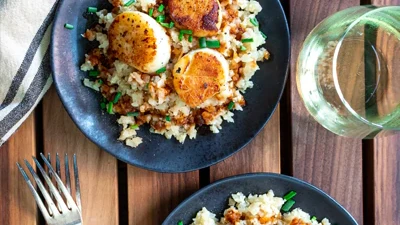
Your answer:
[73,154,82,212]
[40,153,78,210]
[65,153,72,209]
[33,156,69,212]
[23,159,59,216]
[56,153,61,176]
[65,153,71,194]
[16,162,50,219]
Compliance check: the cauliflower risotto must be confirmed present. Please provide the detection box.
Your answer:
[190,190,331,225]
[81,0,270,147]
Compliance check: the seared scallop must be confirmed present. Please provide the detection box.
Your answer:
[168,0,223,37]
[108,11,171,74]
[173,49,229,107]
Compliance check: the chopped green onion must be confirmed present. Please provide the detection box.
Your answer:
[160,22,170,28]
[240,45,247,51]
[89,70,100,77]
[165,115,171,122]
[107,102,114,114]
[260,32,267,39]
[188,35,193,43]
[97,79,103,85]
[130,124,139,129]
[100,102,106,109]
[206,40,220,48]
[281,199,295,212]
[64,23,74,30]
[127,112,140,117]
[149,8,154,17]
[158,4,165,12]
[112,92,122,104]
[283,190,297,200]
[124,0,135,7]
[87,7,98,13]
[199,37,206,48]
[228,101,235,110]
[178,32,184,41]
[156,67,167,74]
[169,22,175,28]
[250,17,259,27]
[311,216,317,221]
[180,29,193,35]
[156,15,166,23]
[241,38,254,43]
[177,221,183,225]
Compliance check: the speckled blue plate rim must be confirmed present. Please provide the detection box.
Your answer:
[50,0,290,173]
[162,173,358,225]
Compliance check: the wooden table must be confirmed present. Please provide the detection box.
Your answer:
[1,0,399,224]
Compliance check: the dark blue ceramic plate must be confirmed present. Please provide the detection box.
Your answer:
[51,0,290,172]
[163,173,358,225]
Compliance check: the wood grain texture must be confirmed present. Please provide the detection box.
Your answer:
[0,113,37,225]
[128,167,199,225]
[210,107,280,181]
[290,0,364,223]
[42,87,119,225]
[370,1,400,225]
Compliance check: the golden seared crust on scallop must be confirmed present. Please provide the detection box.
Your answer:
[173,49,228,107]
[108,12,171,73]
[168,0,222,37]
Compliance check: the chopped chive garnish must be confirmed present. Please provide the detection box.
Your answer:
[156,67,167,74]
[206,40,220,48]
[130,124,139,129]
[124,0,135,7]
[283,190,297,200]
[260,31,267,39]
[281,199,295,212]
[169,21,175,28]
[199,37,206,48]
[127,112,140,117]
[89,70,100,77]
[160,22,170,28]
[178,32,184,41]
[311,216,317,221]
[100,102,106,109]
[165,115,171,122]
[113,92,122,104]
[158,4,165,12]
[149,8,154,17]
[177,221,183,225]
[250,17,259,27]
[97,79,103,85]
[241,38,254,43]
[188,35,193,43]
[87,7,98,13]
[180,29,193,35]
[64,23,74,30]
[228,101,235,110]
[156,15,166,23]
[107,102,114,114]
[240,45,247,51]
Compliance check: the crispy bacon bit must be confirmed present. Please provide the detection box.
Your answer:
[224,209,242,224]
[290,218,308,225]
[83,29,96,41]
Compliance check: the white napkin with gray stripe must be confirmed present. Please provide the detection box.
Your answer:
[0,0,59,145]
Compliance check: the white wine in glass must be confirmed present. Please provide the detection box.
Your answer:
[297,6,400,138]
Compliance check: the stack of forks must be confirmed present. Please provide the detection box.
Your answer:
[17,153,83,225]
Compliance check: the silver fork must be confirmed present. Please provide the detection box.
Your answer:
[17,153,82,225]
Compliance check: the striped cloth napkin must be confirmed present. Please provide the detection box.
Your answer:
[0,0,59,146]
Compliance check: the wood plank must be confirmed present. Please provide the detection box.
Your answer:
[290,0,364,224]
[42,87,119,225]
[0,113,37,225]
[128,167,199,225]
[371,1,400,225]
[210,107,281,181]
